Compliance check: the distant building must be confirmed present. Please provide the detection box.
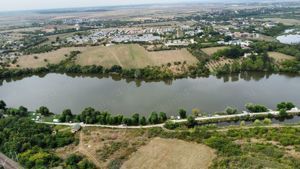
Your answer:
[74,24,80,31]
[53,119,60,123]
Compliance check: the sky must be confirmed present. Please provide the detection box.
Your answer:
[0,0,198,11]
[0,0,294,11]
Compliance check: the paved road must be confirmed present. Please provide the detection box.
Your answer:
[0,153,23,169]
[37,121,164,129]
[171,109,300,123]
[37,108,300,129]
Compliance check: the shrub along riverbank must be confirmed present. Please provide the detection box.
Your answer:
[0,100,298,129]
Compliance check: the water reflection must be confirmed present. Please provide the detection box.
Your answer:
[2,71,297,87]
[1,72,300,115]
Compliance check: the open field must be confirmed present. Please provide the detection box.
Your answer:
[201,46,227,56]
[268,52,295,62]
[12,44,198,69]
[76,44,198,68]
[263,18,300,26]
[76,44,153,68]
[245,34,276,42]
[56,127,150,169]
[122,137,216,169]
[12,47,86,68]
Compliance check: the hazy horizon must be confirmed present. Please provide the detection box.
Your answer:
[0,0,296,12]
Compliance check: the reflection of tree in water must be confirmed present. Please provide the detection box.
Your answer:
[231,74,239,82]
[0,73,48,86]
[0,71,298,87]
[217,72,274,83]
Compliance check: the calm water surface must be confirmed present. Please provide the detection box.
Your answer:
[276,34,300,44]
[1,73,300,116]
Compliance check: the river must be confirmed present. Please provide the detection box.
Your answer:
[0,72,300,116]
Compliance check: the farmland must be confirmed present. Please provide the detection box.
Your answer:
[201,46,228,56]
[12,44,198,70]
[12,47,86,68]
[76,44,198,69]
[268,52,295,63]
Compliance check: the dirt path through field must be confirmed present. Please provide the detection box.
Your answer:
[76,132,102,168]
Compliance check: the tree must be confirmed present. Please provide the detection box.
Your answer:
[224,35,232,42]
[0,100,6,110]
[139,116,147,126]
[253,119,262,126]
[122,117,132,126]
[18,106,28,116]
[187,116,196,128]
[65,154,83,166]
[245,103,268,113]
[192,108,201,117]
[263,118,272,125]
[109,65,123,73]
[60,109,73,122]
[18,148,61,169]
[277,102,295,111]
[37,106,52,116]
[164,120,179,130]
[279,109,288,118]
[77,159,96,169]
[132,113,140,125]
[178,109,187,119]
[65,154,96,169]
[225,107,238,115]
[148,112,159,124]
[159,112,167,123]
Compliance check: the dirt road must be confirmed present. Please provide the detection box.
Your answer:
[0,153,23,169]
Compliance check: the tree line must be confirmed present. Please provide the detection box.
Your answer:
[59,107,168,126]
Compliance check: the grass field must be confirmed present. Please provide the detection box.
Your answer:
[201,46,227,56]
[268,52,295,62]
[12,44,198,70]
[122,137,216,169]
[76,44,198,68]
[12,47,86,68]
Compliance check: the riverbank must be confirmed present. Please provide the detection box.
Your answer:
[37,108,300,129]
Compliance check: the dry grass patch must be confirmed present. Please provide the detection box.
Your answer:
[76,44,153,68]
[76,44,198,69]
[12,44,198,71]
[268,52,295,63]
[56,127,150,169]
[149,48,197,66]
[201,46,227,56]
[121,137,216,169]
[12,47,86,68]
